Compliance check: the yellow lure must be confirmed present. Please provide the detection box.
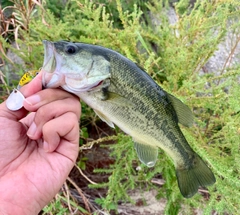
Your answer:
[17,70,39,89]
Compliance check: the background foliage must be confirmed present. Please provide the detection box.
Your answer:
[1,0,240,214]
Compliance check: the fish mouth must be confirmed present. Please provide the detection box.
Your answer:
[41,40,111,93]
[41,40,64,88]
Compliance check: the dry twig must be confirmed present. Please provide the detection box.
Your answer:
[80,135,118,150]
[67,177,92,214]
[74,163,98,185]
[0,69,10,95]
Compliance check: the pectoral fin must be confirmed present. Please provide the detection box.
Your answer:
[167,94,194,127]
[96,90,134,107]
[94,109,115,128]
[134,141,158,167]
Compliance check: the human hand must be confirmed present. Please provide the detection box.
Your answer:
[0,72,81,215]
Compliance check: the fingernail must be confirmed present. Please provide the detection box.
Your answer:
[25,95,41,105]
[43,141,49,152]
[27,122,37,137]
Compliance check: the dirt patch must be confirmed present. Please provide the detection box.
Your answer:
[118,190,166,215]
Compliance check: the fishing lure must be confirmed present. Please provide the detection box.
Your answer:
[6,69,39,111]
[17,69,39,89]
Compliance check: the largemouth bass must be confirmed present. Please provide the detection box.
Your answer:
[41,40,215,198]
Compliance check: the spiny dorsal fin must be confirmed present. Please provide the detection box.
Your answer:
[134,141,158,167]
[167,93,194,127]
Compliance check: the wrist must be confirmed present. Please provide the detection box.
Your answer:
[0,171,44,215]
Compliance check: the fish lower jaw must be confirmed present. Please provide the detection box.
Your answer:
[61,80,103,94]
[42,72,65,89]
[65,79,106,93]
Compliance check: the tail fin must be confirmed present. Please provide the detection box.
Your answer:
[176,155,216,198]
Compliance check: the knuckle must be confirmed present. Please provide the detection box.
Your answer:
[65,97,81,116]
[35,105,52,124]
[37,106,48,118]
[67,112,79,123]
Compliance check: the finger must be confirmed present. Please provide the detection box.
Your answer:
[0,72,42,121]
[19,112,35,128]
[42,112,79,157]
[19,72,43,97]
[23,88,79,113]
[27,97,81,139]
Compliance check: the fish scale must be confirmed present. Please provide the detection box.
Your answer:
[41,40,216,198]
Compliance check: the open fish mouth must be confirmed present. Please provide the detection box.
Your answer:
[41,40,63,88]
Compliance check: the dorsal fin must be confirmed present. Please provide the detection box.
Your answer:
[167,93,194,127]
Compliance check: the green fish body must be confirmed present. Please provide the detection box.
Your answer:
[41,40,215,198]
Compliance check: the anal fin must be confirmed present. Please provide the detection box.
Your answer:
[134,141,158,167]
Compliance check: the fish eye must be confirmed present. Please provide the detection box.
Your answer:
[65,45,77,54]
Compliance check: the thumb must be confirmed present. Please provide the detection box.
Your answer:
[0,72,43,121]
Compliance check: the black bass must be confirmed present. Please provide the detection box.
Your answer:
[41,40,215,198]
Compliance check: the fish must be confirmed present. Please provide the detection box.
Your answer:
[41,40,216,198]
[17,70,39,89]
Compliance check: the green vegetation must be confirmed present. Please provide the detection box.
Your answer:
[1,0,240,214]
